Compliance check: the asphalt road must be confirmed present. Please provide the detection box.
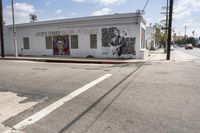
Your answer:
[0,60,143,133]
[175,47,200,57]
[1,48,200,133]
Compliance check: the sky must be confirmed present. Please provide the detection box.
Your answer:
[2,0,200,38]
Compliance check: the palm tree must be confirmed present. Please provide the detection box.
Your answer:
[29,14,37,23]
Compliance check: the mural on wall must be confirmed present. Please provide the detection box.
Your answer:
[102,27,136,56]
[53,35,70,55]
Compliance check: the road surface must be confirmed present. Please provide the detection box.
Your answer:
[0,47,200,133]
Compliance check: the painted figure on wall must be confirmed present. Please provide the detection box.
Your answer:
[109,28,124,56]
[53,35,70,55]
[102,27,136,56]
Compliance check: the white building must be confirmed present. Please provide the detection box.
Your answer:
[146,26,156,50]
[4,13,147,59]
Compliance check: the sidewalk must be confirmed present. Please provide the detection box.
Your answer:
[149,50,166,61]
[0,50,161,64]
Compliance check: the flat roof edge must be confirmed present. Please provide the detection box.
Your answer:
[6,12,145,28]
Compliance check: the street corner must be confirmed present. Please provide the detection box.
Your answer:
[0,91,39,132]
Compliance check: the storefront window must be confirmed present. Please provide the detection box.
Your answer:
[141,28,145,49]
[23,37,30,50]
[90,34,97,49]
[46,36,52,49]
[71,35,78,49]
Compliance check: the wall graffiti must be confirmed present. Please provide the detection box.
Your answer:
[53,35,69,55]
[101,27,136,56]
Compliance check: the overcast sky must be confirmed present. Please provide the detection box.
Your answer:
[2,0,200,37]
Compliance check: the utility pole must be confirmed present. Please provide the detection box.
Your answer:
[167,0,173,60]
[11,0,18,58]
[184,25,187,38]
[0,0,4,57]
[165,0,169,53]
[161,0,169,53]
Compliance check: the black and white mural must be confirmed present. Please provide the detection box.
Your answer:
[102,27,136,57]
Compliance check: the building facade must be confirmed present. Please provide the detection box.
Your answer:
[146,26,156,50]
[4,13,147,59]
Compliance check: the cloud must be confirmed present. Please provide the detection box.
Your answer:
[72,0,98,2]
[44,0,59,6]
[174,0,200,20]
[175,22,200,36]
[68,12,78,17]
[99,0,126,6]
[55,9,62,14]
[72,0,126,6]
[92,8,112,16]
[3,3,35,24]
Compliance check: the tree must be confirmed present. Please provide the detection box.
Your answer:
[29,14,37,23]
[185,37,195,45]
[153,23,167,47]
[175,37,196,46]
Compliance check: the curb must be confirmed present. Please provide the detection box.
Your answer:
[0,50,161,64]
[0,57,145,64]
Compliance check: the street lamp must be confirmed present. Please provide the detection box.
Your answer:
[11,0,18,57]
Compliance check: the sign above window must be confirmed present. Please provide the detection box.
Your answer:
[36,28,98,37]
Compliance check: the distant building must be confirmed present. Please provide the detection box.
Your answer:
[174,36,187,42]
[146,26,156,50]
[4,13,148,59]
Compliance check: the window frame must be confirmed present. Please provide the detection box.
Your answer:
[23,37,30,50]
[90,34,97,49]
[141,28,146,49]
[45,36,53,49]
[71,35,78,49]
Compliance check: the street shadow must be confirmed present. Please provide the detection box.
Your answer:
[58,63,144,133]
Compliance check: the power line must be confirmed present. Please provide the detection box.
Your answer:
[142,0,150,14]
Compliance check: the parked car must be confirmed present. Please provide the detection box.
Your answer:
[185,44,193,49]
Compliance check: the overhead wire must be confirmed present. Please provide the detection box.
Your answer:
[142,0,150,15]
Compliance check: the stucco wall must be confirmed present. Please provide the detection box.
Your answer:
[4,15,146,59]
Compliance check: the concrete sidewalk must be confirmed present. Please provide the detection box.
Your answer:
[0,50,160,64]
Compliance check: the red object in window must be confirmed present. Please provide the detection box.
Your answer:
[54,48,58,52]
[64,47,69,55]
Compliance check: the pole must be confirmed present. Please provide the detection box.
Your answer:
[164,0,169,53]
[184,26,187,38]
[11,0,18,58]
[167,0,173,60]
[0,0,4,57]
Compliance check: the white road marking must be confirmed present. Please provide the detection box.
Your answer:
[4,74,112,133]
[7,60,42,63]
